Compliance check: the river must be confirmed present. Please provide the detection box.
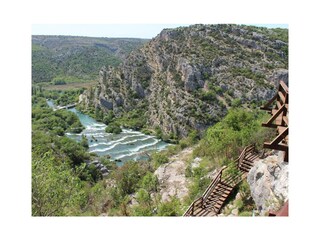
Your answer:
[47,100,169,164]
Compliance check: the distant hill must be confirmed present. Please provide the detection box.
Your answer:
[32,35,149,83]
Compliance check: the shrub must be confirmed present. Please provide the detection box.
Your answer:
[157,196,182,216]
[151,152,169,169]
[105,122,122,134]
[140,172,158,192]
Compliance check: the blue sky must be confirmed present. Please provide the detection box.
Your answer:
[32,24,288,39]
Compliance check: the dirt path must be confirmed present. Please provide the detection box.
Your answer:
[154,147,194,202]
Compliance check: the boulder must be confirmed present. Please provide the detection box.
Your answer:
[247,154,288,215]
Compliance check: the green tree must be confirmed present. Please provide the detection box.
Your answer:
[157,196,182,216]
[140,172,158,192]
[32,151,86,216]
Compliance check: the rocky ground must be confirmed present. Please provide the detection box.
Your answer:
[154,147,194,202]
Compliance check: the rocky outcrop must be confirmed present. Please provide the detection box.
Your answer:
[247,153,288,215]
[86,159,110,178]
[154,147,193,202]
[80,24,288,137]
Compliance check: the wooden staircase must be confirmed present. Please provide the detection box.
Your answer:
[184,144,259,217]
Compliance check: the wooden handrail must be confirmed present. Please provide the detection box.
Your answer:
[202,166,227,203]
[183,197,203,216]
[237,144,255,168]
[279,80,289,93]
[184,166,227,216]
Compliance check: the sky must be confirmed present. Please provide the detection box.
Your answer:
[32,24,288,39]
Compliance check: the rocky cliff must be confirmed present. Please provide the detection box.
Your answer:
[247,152,288,215]
[79,24,288,137]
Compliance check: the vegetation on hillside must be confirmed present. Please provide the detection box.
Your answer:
[31,24,287,216]
[32,36,148,83]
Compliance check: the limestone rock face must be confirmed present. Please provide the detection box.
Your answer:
[247,154,288,215]
[80,24,288,137]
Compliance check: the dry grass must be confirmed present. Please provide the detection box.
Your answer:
[43,81,97,91]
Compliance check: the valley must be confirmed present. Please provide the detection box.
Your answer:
[32,24,288,216]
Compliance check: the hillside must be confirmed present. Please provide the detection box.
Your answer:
[79,24,288,138]
[32,35,149,83]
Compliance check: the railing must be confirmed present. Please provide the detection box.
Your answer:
[183,197,203,216]
[202,166,227,203]
[236,144,255,169]
[183,166,226,216]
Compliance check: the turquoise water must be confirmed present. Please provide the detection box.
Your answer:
[47,100,169,164]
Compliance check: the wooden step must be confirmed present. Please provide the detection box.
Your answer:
[240,166,251,173]
[245,153,259,161]
[223,176,240,185]
[217,182,233,190]
[241,162,254,169]
[207,194,226,201]
[193,207,205,216]
[210,191,231,200]
[206,199,224,206]
[210,191,229,198]
[242,159,254,165]
[210,188,230,195]
[240,168,249,173]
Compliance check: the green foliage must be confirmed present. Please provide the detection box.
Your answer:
[157,196,182,216]
[105,122,122,134]
[32,97,84,135]
[194,108,270,160]
[151,152,169,169]
[32,151,86,216]
[103,111,115,125]
[231,98,242,108]
[80,135,89,149]
[140,172,158,192]
[112,161,149,198]
[187,177,211,204]
[231,67,266,83]
[179,130,199,149]
[32,36,147,83]
[239,211,252,216]
[117,109,147,130]
[199,90,217,102]
[53,79,66,85]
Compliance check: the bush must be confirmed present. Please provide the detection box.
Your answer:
[194,108,269,160]
[53,79,66,85]
[151,152,169,169]
[140,172,158,192]
[32,151,85,216]
[157,196,182,216]
[239,211,252,216]
[105,122,122,134]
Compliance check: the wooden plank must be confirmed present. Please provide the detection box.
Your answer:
[279,80,289,93]
[267,104,286,124]
[260,94,277,110]
[262,122,279,128]
[270,127,288,145]
[277,126,287,134]
[276,100,282,109]
[283,116,289,125]
[278,91,286,104]
[263,142,288,151]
